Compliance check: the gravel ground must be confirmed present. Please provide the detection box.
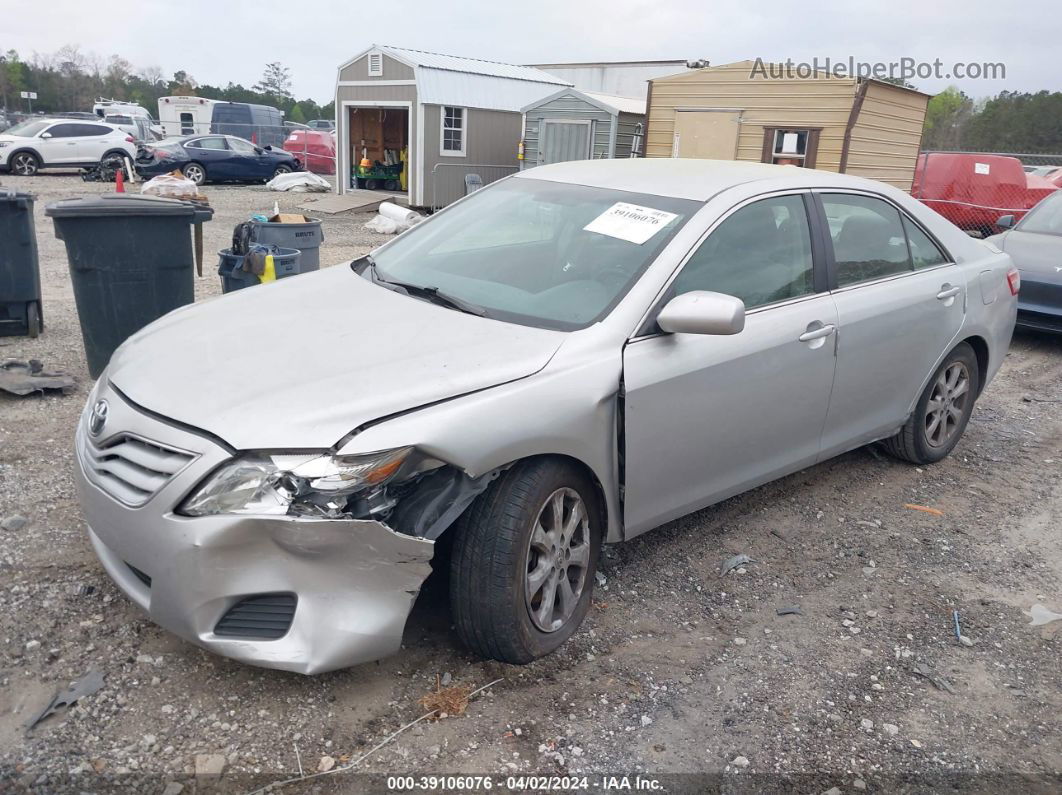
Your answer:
[0,173,1060,794]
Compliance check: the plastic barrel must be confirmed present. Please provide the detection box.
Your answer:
[0,190,42,337]
[218,247,302,293]
[249,218,323,271]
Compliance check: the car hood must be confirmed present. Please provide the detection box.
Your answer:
[991,230,1062,281]
[108,265,566,450]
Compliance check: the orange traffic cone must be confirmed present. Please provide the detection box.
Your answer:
[115,166,125,193]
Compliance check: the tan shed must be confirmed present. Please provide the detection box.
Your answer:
[645,61,931,190]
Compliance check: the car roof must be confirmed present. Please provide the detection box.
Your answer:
[512,158,890,202]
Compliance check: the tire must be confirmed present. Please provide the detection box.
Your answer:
[882,342,979,464]
[384,179,399,192]
[182,162,206,185]
[102,150,128,165]
[26,301,41,339]
[450,458,603,664]
[365,179,379,190]
[272,164,292,178]
[9,151,40,176]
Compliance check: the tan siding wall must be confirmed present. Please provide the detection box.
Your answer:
[646,61,857,173]
[422,106,522,207]
[844,82,929,190]
[338,54,415,82]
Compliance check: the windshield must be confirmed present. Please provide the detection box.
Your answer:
[4,120,50,137]
[368,178,699,330]
[1018,191,1062,236]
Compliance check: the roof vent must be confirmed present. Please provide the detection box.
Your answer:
[368,52,383,77]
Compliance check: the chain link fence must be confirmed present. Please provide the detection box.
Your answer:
[913,150,1062,236]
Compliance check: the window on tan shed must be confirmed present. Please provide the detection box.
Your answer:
[761,127,821,168]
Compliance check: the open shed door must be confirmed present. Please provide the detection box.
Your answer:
[672,110,740,159]
[540,120,592,165]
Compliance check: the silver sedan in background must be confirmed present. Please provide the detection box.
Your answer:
[74,160,1018,673]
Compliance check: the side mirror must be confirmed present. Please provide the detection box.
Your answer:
[657,291,745,336]
[255,146,265,154]
[40,132,52,139]
[996,214,1015,229]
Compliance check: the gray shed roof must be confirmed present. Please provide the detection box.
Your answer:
[378,46,571,85]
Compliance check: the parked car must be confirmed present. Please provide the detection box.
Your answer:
[986,190,1062,332]
[308,119,335,131]
[135,135,300,185]
[282,129,335,174]
[913,152,1058,236]
[0,118,137,176]
[74,160,1017,674]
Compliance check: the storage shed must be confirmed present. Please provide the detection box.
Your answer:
[645,61,931,190]
[334,45,571,208]
[520,89,647,168]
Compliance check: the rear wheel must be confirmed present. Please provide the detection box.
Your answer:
[10,151,40,176]
[26,301,41,338]
[450,458,602,664]
[882,342,979,464]
[182,162,206,185]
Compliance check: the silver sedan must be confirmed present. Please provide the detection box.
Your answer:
[74,159,1018,673]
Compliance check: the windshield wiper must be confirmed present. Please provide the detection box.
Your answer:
[363,257,489,317]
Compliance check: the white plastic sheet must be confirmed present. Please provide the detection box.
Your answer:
[364,202,424,234]
[140,173,198,199]
[266,172,331,193]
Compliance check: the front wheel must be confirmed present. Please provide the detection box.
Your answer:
[882,342,979,464]
[450,459,602,664]
[10,151,40,176]
[272,164,292,178]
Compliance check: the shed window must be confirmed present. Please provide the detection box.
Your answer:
[368,53,383,77]
[761,127,820,168]
[441,106,466,156]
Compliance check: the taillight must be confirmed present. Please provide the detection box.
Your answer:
[1007,267,1021,296]
[125,135,135,143]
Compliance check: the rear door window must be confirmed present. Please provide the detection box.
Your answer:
[821,194,912,286]
[46,123,81,138]
[902,216,949,268]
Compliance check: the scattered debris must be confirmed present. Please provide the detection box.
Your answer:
[0,359,76,396]
[1,514,29,531]
[317,756,336,773]
[730,755,750,769]
[904,504,944,516]
[1024,603,1062,627]
[777,605,803,616]
[267,172,331,192]
[720,553,754,576]
[595,571,608,587]
[419,676,472,719]
[26,670,105,730]
[194,753,226,777]
[910,662,955,694]
[953,610,975,646]
[1022,394,1062,403]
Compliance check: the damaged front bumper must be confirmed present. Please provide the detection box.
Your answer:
[73,384,435,675]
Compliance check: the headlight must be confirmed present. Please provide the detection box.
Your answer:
[0,142,9,148]
[180,447,415,518]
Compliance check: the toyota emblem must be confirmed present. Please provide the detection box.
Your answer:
[89,399,109,437]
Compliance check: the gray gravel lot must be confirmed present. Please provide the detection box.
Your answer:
[0,172,1060,794]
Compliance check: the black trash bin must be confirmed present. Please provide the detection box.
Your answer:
[0,189,42,338]
[45,194,213,378]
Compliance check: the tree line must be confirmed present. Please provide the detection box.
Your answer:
[0,46,334,124]
[916,86,1062,153]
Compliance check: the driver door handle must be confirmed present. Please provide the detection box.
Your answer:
[798,324,836,342]
[937,285,961,300]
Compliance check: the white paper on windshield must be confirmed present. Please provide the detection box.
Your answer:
[583,202,679,245]
[974,162,990,175]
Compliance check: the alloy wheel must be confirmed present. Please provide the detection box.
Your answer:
[12,153,38,176]
[184,164,205,185]
[924,362,970,448]
[525,487,592,632]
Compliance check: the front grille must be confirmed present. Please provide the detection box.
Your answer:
[214,594,297,640]
[80,432,195,506]
[126,563,152,588]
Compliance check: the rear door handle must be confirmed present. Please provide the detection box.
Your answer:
[798,324,836,342]
[937,286,961,300]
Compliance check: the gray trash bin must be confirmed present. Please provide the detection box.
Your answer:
[218,246,302,293]
[0,189,42,338]
[45,194,213,378]
[249,217,323,271]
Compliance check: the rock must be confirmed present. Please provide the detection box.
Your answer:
[910,739,923,749]
[141,734,157,748]
[853,779,867,791]
[860,648,873,657]
[860,718,874,731]
[733,637,747,646]
[883,723,899,736]
[161,783,183,795]
[640,715,653,727]
[161,704,174,714]
[317,756,336,773]
[440,672,452,686]
[731,755,750,768]
[136,654,154,665]
[571,746,583,757]
[25,640,40,652]
[823,788,842,795]
[194,754,226,777]
[427,745,441,756]
[1,515,28,531]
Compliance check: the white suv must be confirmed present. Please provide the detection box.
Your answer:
[0,118,137,176]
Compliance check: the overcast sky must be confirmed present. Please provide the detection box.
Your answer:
[5,0,1060,103]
